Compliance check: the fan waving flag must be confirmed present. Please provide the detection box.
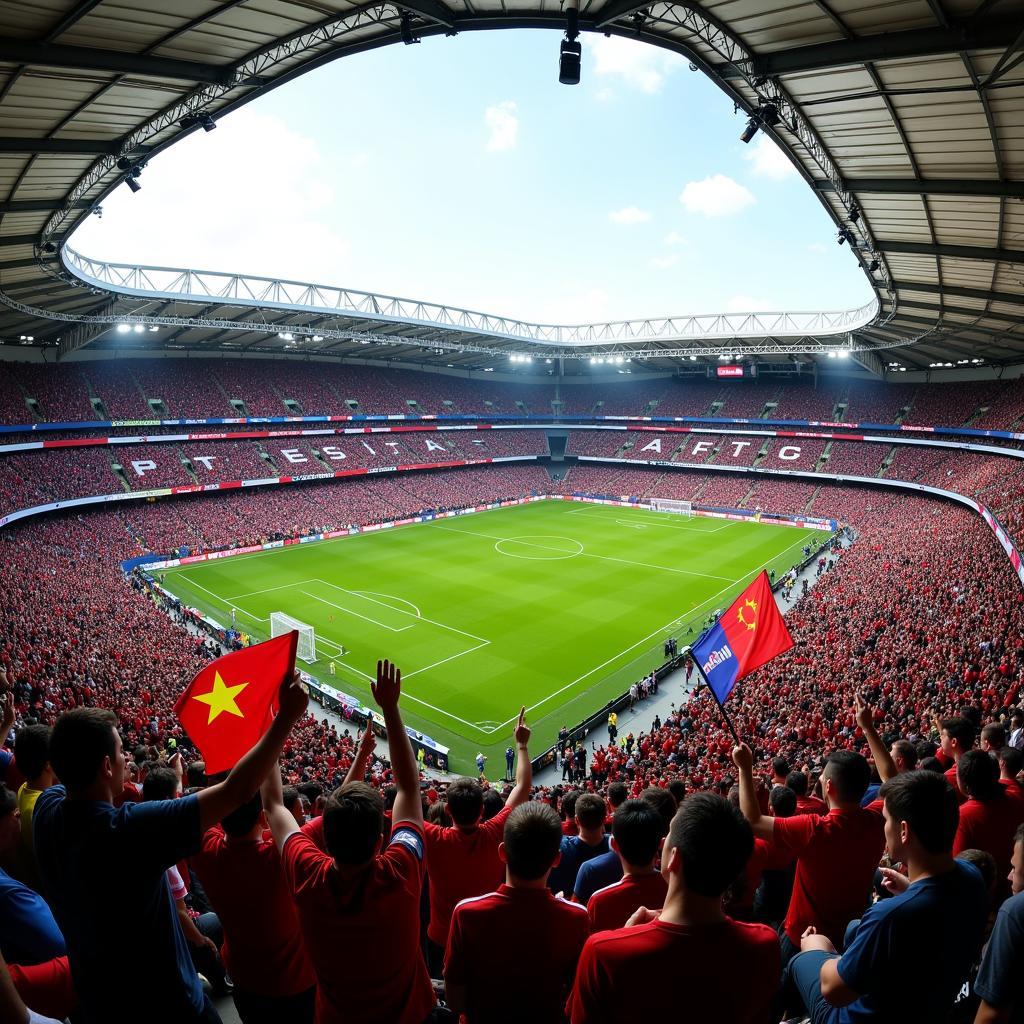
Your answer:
[174,631,297,773]
[691,571,793,705]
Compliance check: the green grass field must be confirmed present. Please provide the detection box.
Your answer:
[160,500,829,770]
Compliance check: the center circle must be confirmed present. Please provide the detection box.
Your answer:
[493,535,584,561]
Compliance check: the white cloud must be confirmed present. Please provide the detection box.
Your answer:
[742,134,797,180]
[68,107,351,283]
[649,253,680,270]
[588,36,681,94]
[484,101,519,152]
[609,206,651,225]
[679,174,755,217]
[663,231,685,246]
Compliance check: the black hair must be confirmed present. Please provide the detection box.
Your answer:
[941,717,976,750]
[575,793,606,831]
[446,778,484,827]
[667,793,753,899]
[769,785,797,818]
[784,770,809,797]
[640,786,678,833]
[958,750,1001,802]
[481,787,505,821]
[823,749,871,802]
[919,756,945,773]
[771,757,790,778]
[891,740,918,770]
[142,764,178,802]
[14,725,51,782]
[50,707,118,792]
[222,791,263,837]
[607,782,628,807]
[612,799,665,868]
[879,770,960,854]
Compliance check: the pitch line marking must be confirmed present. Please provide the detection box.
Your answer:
[430,522,733,582]
[313,579,490,645]
[176,574,265,624]
[402,640,491,680]
[561,507,731,532]
[486,527,820,732]
[353,591,422,617]
[299,590,413,632]
[226,580,316,601]
[494,535,584,561]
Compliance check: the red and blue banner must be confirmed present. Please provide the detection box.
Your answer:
[691,571,794,704]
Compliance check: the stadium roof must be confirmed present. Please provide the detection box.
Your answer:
[0,0,1022,375]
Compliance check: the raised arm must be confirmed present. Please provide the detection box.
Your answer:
[504,706,532,809]
[854,694,897,783]
[197,670,308,834]
[732,742,775,839]
[343,724,377,786]
[261,762,299,853]
[373,659,422,829]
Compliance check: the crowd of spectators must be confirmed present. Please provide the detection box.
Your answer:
[1,448,1024,1020]
[6,357,1024,436]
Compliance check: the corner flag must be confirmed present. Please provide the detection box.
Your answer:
[691,571,793,706]
[174,631,297,772]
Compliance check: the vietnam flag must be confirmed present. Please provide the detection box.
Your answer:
[174,632,297,773]
[690,571,794,705]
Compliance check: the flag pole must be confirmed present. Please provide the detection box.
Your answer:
[683,646,742,748]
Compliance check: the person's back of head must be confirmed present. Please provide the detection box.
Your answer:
[982,723,1007,751]
[427,801,453,828]
[141,764,178,802]
[446,777,484,827]
[575,793,606,835]
[49,707,120,795]
[607,782,628,809]
[185,761,207,790]
[667,779,686,806]
[892,740,918,772]
[0,784,18,855]
[298,781,324,814]
[222,791,263,838]
[502,803,562,882]
[958,848,997,896]
[666,793,753,900]
[640,786,678,834]
[771,757,790,780]
[559,790,579,823]
[785,770,809,797]
[612,799,665,869]
[481,787,504,822]
[14,724,52,785]
[282,785,304,821]
[915,739,938,762]
[769,785,798,819]
[323,781,385,866]
[958,749,1001,802]
[879,770,959,856]
[823,749,871,805]
[999,746,1023,781]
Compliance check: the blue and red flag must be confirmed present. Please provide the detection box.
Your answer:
[691,571,794,705]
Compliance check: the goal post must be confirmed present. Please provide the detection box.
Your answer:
[649,498,693,517]
[270,611,317,664]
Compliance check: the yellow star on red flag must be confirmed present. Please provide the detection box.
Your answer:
[192,671,249,725]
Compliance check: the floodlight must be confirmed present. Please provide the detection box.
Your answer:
[116,324,130,334]
[400,12,419,44]
[125,175,141,193]
[133,324,144,334]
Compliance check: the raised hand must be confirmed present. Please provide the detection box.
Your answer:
[879,866,910,895]
[731,741,753,772]
[358,724,377,760]
[372,659,402,711]
[278,669,309,723]
[514,706,531,747]
[854,692,874,732]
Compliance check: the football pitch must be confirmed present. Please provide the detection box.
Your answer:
[160,500,830,770]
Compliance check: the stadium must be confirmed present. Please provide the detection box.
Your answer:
[0,1,1023,1023]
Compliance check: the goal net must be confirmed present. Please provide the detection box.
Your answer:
[650,498,693,517]
[270,611,317,664]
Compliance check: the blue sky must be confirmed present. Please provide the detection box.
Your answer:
[71,30,873,324]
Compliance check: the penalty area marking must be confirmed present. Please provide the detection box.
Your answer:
[494,535,585,561]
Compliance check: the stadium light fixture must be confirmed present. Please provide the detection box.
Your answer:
[312,334,324,342]
[133,324,144,334]
[116,324,130,334]
[849,205,861,225]
[740,102,779,144]
[689,355,697,361]
[399,12,419,45]
[559,7,581,85]
[827,351,837,359]
[277,332,294,341]
[868,259,880,273]
[838,349,849,358]
[124,175,141,193]
[149,326,159,332]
